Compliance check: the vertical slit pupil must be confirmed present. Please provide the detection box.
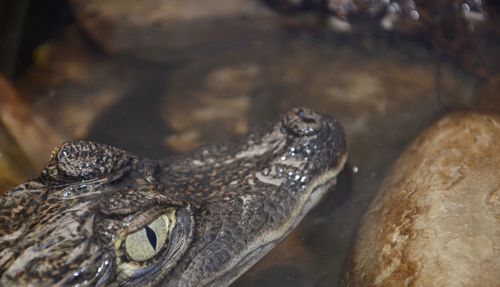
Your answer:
[145,225,158,250]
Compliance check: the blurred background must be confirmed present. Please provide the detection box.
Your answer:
[0,0,499,286]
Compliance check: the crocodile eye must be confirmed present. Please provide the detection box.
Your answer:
[113,204,193,282]
[125,214,174,262]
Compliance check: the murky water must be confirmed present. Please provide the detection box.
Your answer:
[1,1,499,286]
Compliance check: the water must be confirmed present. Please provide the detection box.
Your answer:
[2,1,500,286]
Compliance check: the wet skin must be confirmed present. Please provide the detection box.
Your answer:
[0,108,347,286]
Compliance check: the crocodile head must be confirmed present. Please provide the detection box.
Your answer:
[0,107,347,286]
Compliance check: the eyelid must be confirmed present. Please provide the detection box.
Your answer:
[125,207,167,233]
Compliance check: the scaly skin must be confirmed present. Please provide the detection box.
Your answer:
[0,108,347,286]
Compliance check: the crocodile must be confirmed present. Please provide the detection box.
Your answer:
[0,107,347,287]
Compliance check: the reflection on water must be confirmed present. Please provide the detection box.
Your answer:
[1,1,499,286]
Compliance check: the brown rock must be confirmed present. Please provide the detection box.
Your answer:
[18,27,485,286]
[0,124,34,193]
[0,76,65,171]
[343,112,500,287]
[19,30,128,140]
[162,63,255,152]
[70,0,282,60]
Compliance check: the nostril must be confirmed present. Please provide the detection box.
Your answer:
[297,107,320,122]
[281,107,323,136]
[298,109,318,124]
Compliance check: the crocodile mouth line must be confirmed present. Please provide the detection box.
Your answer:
[206,152,348,287]
[297,152,348,225]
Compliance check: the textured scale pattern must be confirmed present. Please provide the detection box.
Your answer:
[0,108,347,287]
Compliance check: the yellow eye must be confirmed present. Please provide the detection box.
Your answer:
[124,214,173,262]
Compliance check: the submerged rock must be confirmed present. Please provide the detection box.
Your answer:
[343,112,500,287]
[19,27,482,285]
[0,76,64,171]
[69,0,283,61]
[0,76,66,192]
[69,0,499,77]
[0,125,34,193]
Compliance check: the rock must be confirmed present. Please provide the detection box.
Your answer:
[70,0,282,60]
[268,0,499,78]
[19,30,128,141]
[0,124,34,194]
[343,112,500,287]
[19,28,484,285]
[162,63,255,152]
[0,75,67,192]
[0,75,65,171]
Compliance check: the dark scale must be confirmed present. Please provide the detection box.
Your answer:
[0,108,347,287]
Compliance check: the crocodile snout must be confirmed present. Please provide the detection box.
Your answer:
[281,107,324,136]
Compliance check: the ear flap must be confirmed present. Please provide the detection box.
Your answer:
[41,141,132,182]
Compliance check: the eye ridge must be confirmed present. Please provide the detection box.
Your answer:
[145,225,157,251]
